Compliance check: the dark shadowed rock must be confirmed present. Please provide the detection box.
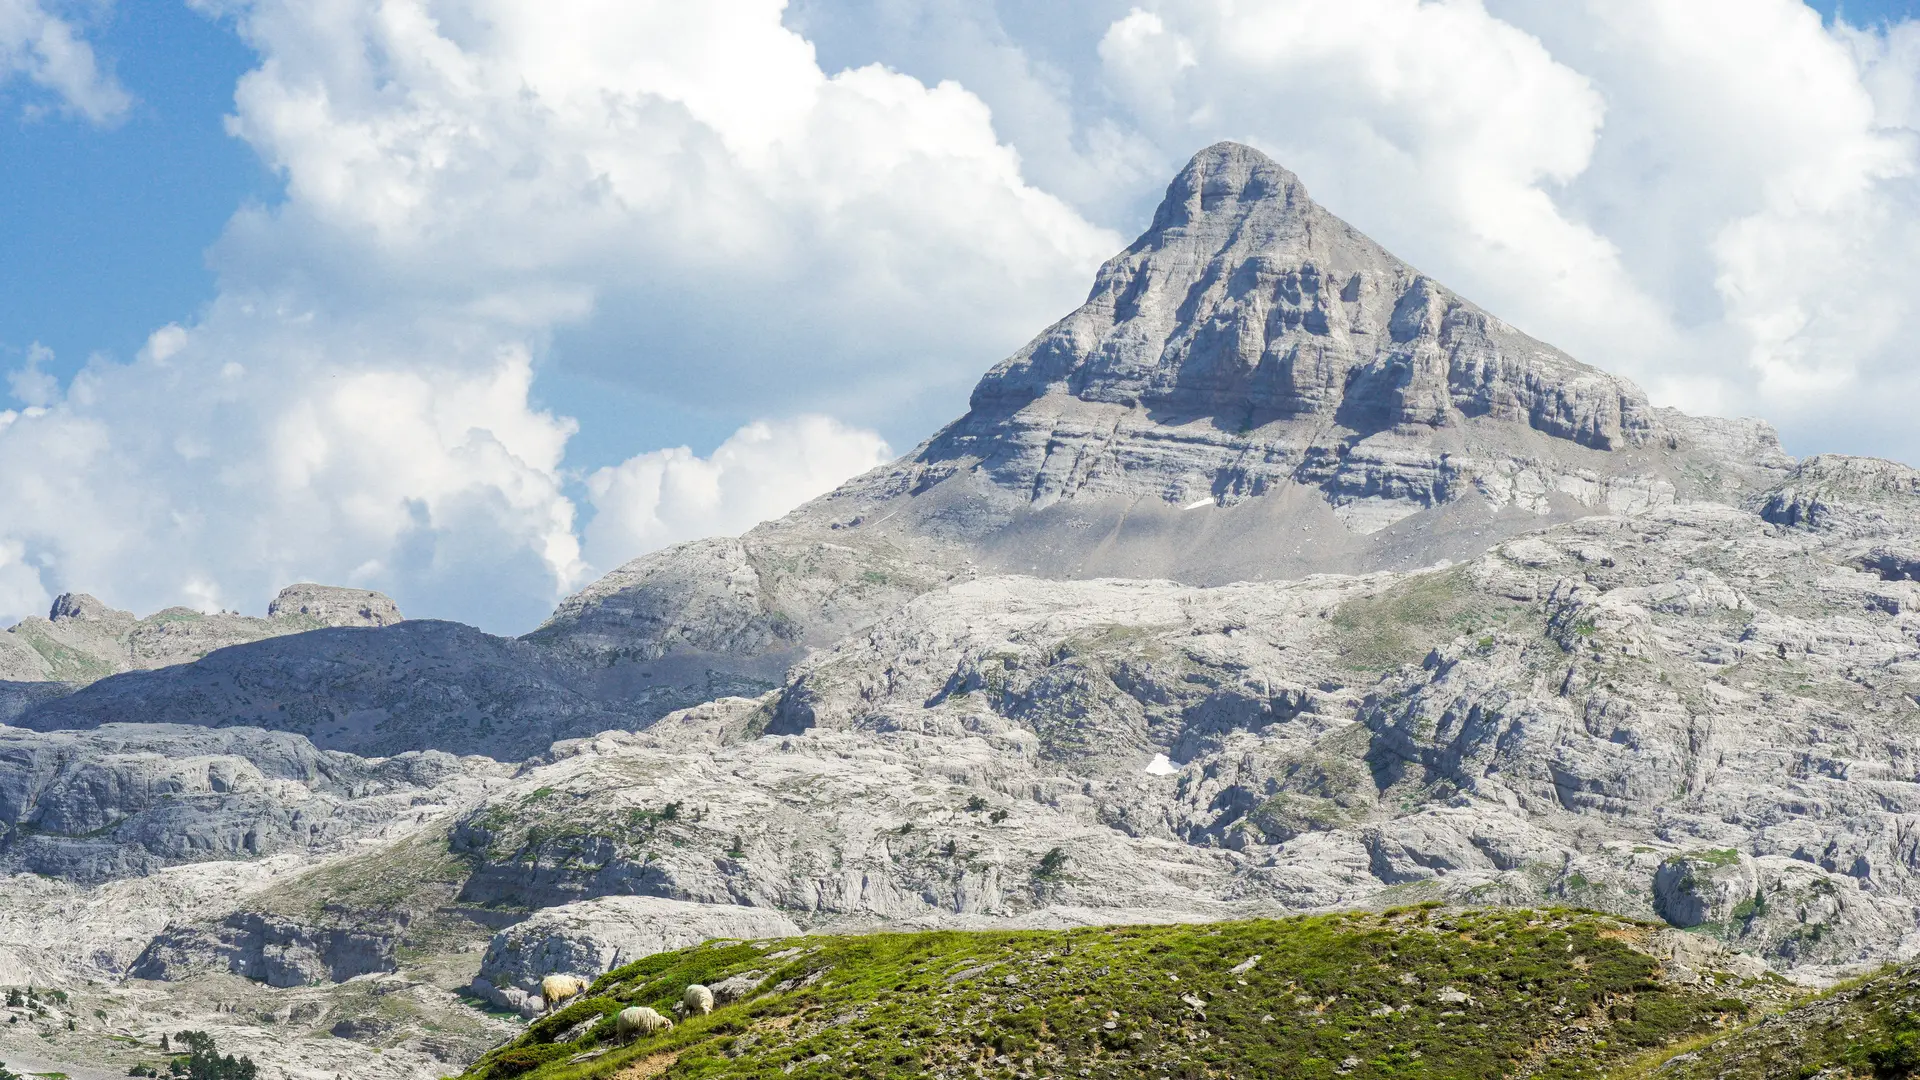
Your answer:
[13,621,662,759]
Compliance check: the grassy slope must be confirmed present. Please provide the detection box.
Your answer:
[456,906,1778,1080]
[1624,959,1920,1080]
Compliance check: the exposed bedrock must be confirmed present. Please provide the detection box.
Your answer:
[532,143,1791,701]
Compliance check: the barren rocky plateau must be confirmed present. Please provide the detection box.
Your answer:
[5,143,1919,1079]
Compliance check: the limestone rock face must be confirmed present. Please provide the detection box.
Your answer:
[0,723,503,881]
[1653,851,1756,930]
[48,593,126,623]
[469,896,800,1014]
[521,535,960,706]
[955,141,1653,462]
[423,467,1920,976]
[131,911,401,987]
[532,142,1788,700]
[1759,454,1920,536]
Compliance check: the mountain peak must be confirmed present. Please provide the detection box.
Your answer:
[790,141,1790,571]
[962,139,1656,460]
[547,143,1792,687]
[1149,141,1310,236]
[48,592,128,624]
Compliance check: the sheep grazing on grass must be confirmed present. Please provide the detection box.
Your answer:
[617,1005,673,1040]
[539,974,589,1014]
[682,984,715,1017]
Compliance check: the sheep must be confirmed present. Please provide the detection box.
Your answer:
[616,1005,673,1040]
[539,974,589,1014]
[682,983,715,1017]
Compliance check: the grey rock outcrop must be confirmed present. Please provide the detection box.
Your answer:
[0,681,73,724]
[469,896,799,1014]
[523,536,956,678]
[0,723,502,881]
[131,910,400,987]
[266,583,404,628]
[1653,851,1755,929]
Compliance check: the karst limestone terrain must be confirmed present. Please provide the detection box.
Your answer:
[5,143,1919,1079]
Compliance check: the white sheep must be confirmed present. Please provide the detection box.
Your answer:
[540,974,589,1014]
[616,1005,673,1040]
[682,984,715,1016]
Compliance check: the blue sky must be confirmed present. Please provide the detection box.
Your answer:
[0,5,262,401]
[1811,0,1920,21]
[0,2,727,472]
[2,1,1919,631]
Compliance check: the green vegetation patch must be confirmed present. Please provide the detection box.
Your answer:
[1673,849,1742,870]
[457,907,1759,1080]
[247,824,472,918]
[1245,791,1367,843]
[12,624,116,683]
[1634,959,1920,1080]
[1330,569,1528,672]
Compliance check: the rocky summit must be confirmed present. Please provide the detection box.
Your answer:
[2,143,1917,1080]
[536,142,1789,693]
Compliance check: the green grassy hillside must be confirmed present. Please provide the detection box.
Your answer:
[455,906,1782,1080]
[1626,958,1920,1080]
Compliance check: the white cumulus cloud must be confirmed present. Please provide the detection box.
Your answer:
[583,416,890,573]
[0,0,129,121]
[210,0,1118,426]
[0,324,584,631]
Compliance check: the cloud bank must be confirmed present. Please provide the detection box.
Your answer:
[0,0,1114,631]
[4,0,1920,634]
[583,416,890,573]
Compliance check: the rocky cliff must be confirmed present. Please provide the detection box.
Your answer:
[534,142,1789,697]
[0,723,503,882]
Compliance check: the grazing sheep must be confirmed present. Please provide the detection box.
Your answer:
[540,974,589,1014]
[617,1005,673,1040]
[683,984,715,1016]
